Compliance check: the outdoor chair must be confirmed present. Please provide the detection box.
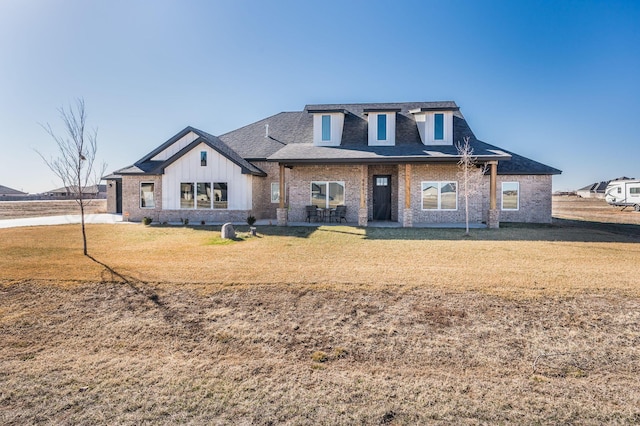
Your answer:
[305,205,319,222]
[332,205,347,223]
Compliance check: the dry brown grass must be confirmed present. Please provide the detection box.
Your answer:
[553,194,640,225]
[0,199,106,219]
[1,211,640,424]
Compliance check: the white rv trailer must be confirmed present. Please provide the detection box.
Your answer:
[605,179,640,211]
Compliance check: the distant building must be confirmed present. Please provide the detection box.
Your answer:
[43,184,107,198]
[577,177,635,199]
[0,185,28,197]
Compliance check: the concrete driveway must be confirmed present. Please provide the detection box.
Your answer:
[0,214,127,229]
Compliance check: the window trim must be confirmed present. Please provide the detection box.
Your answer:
[140,182,155,209]
[501,182,520,211]
[421,181,458,211]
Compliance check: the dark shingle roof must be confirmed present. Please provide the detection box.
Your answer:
[110,101,561,177]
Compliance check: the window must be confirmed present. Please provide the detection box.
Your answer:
[140,182,155,208]
[321,115,331,141]
[434,113,444,140]
[311,181,345,209]
[271,182,287,203]
[502,182,519,210]
[213,183,228,209]
[421,181,457,210]
[197,183,211,209]
[377,114,387,140]
[200,151,207,166]
[180,183,194,209]
[376,177,388,186]
[181,182,227,209]
[630,187,640,196]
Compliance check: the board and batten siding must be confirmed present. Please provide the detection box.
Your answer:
[161,142,253,210]
[151,131,199,161]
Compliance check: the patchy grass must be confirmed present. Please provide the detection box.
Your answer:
[1,215,640,423]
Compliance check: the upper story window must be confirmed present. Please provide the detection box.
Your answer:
[377,114,387,141]
[321,115,331,141]
[434,113,444,141]
[200,151,207,166]
[309,110,345,146]
[410,108,456,145]
[365,109,398,146]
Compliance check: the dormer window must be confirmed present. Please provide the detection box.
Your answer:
[321,115,331,141]
[308,109,345,146]
[364,108,399,146]
[410,107,456,145]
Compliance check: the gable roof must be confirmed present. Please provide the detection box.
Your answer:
[114,126,266,177]
[0,185,27,195]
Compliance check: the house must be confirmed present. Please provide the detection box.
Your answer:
[576,181,609,199]
[0,185,28,197]
[44,184,107,198]
[105,101,561,227]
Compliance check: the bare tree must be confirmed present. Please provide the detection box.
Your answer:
[37,99,107,256]
[456,136,488,235]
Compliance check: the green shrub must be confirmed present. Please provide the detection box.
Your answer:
[142,217,152,225]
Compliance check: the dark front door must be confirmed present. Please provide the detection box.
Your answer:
[373,175,391,221]
[115,181,122,214]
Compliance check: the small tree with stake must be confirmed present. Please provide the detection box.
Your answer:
[456,136,487,236]
[37,99,106,256]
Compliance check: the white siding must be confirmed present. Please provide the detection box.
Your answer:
[151,131,199,161]
[312,113,344,146]
[161,142,253,210]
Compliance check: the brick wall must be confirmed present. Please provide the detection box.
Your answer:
[287,164,362,222]
[106,179,117,213]
[482,174,553,223]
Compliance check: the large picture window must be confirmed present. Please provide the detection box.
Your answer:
[311,181,345,209]
[422,181,457,210]
[502,182,519,210]
[140,182,155,208]
[180,182,227,209]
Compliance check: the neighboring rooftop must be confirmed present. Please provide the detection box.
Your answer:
[0,185,28,196]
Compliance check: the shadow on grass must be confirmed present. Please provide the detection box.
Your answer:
[144,221,640,243]
[86,254,203,334]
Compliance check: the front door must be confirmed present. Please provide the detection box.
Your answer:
[373,175,391,221]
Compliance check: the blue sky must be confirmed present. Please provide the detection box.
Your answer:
[1,0,639,193]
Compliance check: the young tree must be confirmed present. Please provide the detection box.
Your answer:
[456,136,488,236]
[38,99,106,256]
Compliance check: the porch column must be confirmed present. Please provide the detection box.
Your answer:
[488,161,500,229]
[277,163,288,226]
[358,165,368,227]
[403,163,413,227]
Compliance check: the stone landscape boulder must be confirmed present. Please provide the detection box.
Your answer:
[221,222,236,239]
